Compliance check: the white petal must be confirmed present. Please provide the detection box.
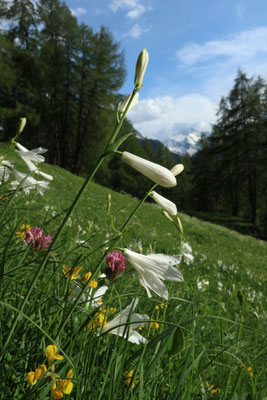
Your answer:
[136,267,169,299]
[38,170,53,181]
[150,191,177,216]
[122,152,176,188]
[128,331,147,344]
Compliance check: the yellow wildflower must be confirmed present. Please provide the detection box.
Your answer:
[125,370,138,389]
[0,195,8,202]
[206,381,220,395]
[150,322,159,329]
[51,369,73,399]
[27,364,47,386]
[63,265,82,280]
[155,303,167,310]
[83,271,98,287]
[211,387,220,394]
[88,312,107,331]
[46,345,64,364]
[16,224,30,239]
[109,307,117,314]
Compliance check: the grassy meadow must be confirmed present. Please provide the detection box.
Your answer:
[0,142,266,400]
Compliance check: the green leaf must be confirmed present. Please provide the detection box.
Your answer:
[167,327,184,356]
[104,132,133,154]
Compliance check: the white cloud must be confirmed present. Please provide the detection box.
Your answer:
[124,23,151,39]
[127,95,216,139]
[176,27,267,66]
[70,7,86,17]
[110,0,151,19]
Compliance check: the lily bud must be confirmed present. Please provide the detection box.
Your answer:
[162,210,174,222]
[122,152,177,188]
[177,216,183,233]
[118,93,139,115]
[171,164,184,176]
[18,117,27,134]
[150,191,177,215]
[134,48,149,89]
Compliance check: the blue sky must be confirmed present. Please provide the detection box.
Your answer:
[65,0,267,140]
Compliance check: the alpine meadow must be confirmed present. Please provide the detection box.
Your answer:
[0,1,267,399]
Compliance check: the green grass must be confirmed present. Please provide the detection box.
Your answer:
[0,142,266,399]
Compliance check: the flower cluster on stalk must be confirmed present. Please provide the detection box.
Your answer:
[26,345,73,399]
[0,117,52,196]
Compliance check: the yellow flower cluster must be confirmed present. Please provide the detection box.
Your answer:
[16,224,30,240]
[125,369,139,389]
[63,265,98,287]
[0,194,8,202]
[26,345,73,399]
[206,381,220,395]
[240,364,253,377]
[155,303,168,310]
[150,322,160,329]
[87,312,107,331]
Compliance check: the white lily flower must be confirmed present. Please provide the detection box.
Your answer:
[124,249,183,299]
[150,191,177,216]
[15,143,53,181]
[170,164,184,177]
[101,298,149,344]
[69,281,108,308]
[118,93,139,115]
[181,241,194,265]
[122,152,177,188]
[10,168,50,195]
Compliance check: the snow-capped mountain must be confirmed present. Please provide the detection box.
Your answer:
[163,129,201,156]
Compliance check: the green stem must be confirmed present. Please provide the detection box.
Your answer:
[0,91,139,358]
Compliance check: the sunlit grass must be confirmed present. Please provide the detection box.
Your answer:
[0,143,266,399]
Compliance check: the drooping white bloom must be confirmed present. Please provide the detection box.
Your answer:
[122,152,177,188]
[134,48,149,88]
[10,168,50,195]
[101,298,149,344]
[124,249,183,299]
[15,143,53,181]
[69,281,108,309]
[150,191,177,216]
[181,241,194,265]
[118,93,139,115]
[171,164,184,177]
[0,160,13,182]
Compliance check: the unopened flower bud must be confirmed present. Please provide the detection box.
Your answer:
[134,48,149,89]
[122,152,177,188]
[171,164,184,176]
[162,210,173,222]
[18,117,27,134]
[105,250,127,280]
[150,191,177,215]
[177,217,183,233]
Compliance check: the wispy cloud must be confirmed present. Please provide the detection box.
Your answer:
[110,0,151,19]
[70,7,86,17]
[124,22,151,39]
[127,95,216,139]
[110,0,152,39]
[176,27,267,66]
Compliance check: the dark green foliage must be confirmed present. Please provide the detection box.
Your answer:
[191,70,267,237]
[0,0,126,173]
